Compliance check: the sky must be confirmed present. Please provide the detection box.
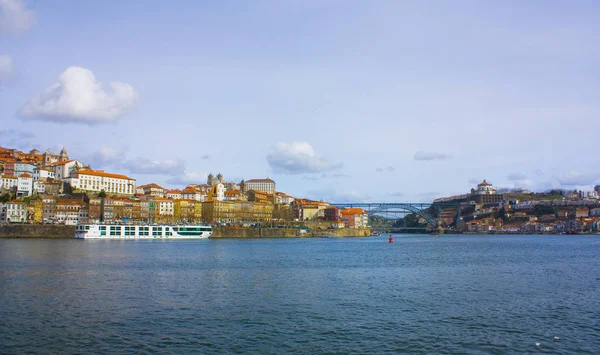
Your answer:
[1,0,600,202]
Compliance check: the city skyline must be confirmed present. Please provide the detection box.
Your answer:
[2,0,600,202]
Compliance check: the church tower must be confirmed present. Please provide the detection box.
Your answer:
[59,147,69,162]
[217,173,223,183]
[207,173,214,185]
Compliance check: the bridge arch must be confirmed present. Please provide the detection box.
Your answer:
[331,202,439,227]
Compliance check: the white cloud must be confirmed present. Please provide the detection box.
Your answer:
[0,0,36,34]
[0,55,12,82]
[86,146,184,176]
[414,151,452,161]
[0,128,34,149]
[506,172,527,181]
[87,145,127,168]
[19,66,138,124]
[556,172,600,187]
[307,188,370,203]
[376,166,395,173]
[165,171,207,186]
[266,141,342,174]
[123,158,185,176]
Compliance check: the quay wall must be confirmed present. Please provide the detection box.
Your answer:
[211,227,370,238]
[0,225,75,238]
[0,225,370,239]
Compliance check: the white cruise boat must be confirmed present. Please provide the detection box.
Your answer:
[75,224,212,239]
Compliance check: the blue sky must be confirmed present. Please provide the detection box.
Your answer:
[1,0,600,202]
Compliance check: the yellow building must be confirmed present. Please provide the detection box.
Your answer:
[202,200,236,223]
[193,200,202,222]
[30,199,43,223]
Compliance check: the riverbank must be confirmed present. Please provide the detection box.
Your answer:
[211,227,370,238]
[0,224,370,239]
[0,225,75,238]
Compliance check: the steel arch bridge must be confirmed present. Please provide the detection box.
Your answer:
[330,202,440,226]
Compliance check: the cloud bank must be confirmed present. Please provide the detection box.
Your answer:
[19,66,138,124]
[0,0,36,34]
[87,145,184,176]
[0,55,12,82]
[165,171,207,186]
[414,151,452,161]
[267,141,342,174]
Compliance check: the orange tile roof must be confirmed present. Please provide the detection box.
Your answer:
[247,178,275,183]
[77,169,135,180]
[19,173,32,178]
[47,160,75,166]
[342,208,366,215]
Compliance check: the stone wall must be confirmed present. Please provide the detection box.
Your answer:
[211,227,370,238]
[0,225,76,238]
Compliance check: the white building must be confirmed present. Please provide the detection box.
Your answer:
[68,169,136,195]
[166,189,182,200]
[17,174,33,197]
[474,180,497,195]
[182,188,206,201]
[33,180,46,195]
[48,160,83,181]
[1,175,18,191]
[156,198,174,216]
[245,178,276,194]
[1,202,27,223]
[276,192,295,205]
[208,183,225,201]
[33,168,55,181]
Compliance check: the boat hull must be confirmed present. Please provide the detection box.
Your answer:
[75,224,212,240]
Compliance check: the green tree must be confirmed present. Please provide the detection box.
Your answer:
[98,190,107,199]
[0,193,10,203]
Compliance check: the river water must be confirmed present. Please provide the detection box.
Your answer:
[1,234,599,354]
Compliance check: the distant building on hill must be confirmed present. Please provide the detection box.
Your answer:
[469,180,503,204]
[245,178,276,194]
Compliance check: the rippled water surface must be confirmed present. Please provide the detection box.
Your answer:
[1,234,600,354]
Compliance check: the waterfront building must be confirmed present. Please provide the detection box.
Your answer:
[247,189,274,204]
[275,192,295,205]
[576,208,589,218]
[1,175,17,191]
[470,180,504,204]
[16,174,33,197]
[245,178,276,194]
[48,160,83,180]
[3,162,36,177]
[33,168,55,181]
[174,199,195,221]
[181,187,206,201]
[56,198,85,225]
[166,189,182,200]
[224,189,241,201]
[341,208,369,228]
[140,200,158,222]
[42,197,57,223]
[42,147,69,167]
[69,169,136,196]
[202,200,236,223]
[155,197,174,221]
[29,200,43,223]
[324,206,342,221]
[207,183,225,201]
[139,183,165,197]
[0,202,27,223]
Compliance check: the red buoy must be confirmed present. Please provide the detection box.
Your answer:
[388,235,394,243]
